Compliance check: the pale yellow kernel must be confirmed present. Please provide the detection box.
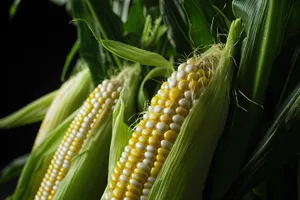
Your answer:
[150,167,160,177]
[161,82,169,90]
[160,114,172,124]
[98,97,105,105]
[125,191,139,200]
[152,130,163,138]
[178,80,189,90]
[156,155,166,162]
[132,132,140,139]
[111,92,120,99]
[149,112,159,121]
[165,100,178,109]
[125,162,135,170]
[129,138,137,146]
[169,88,182,101]
[160,89,169,98]
[113,188,124,198]
[176,107,188,117]
[131,149,143,158]
[48,164,54,170]
[56,175,63,181]
[142,129,151,136]
[48,195,53,200]
[48,177,55,183]
[50,189,56,195]
[64,155,72,161]
[134,168,148,179]
[37,189,43,194]
[164,130,178,142]
[154,161,163,169]
[128,155,138,163]
[131,173,145,183]
[114,166,122,175]
[158,99,167,107]
[199,77,209,87]
[148,137,159,146]
[116,181,126,189]
[109,180,116,189]
[59,167,68,173]
[158,148,170,157]
[89,93,95,98]
[111,174,118,182]
[138,136,148,144]
[127,184,141,195]
[151,96,159,106]
[116,161,124,169]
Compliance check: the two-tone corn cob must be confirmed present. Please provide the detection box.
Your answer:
[106,55,218,200]
[34,79,122,200]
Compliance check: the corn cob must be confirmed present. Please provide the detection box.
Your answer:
[34,78,122,200]
[106,51,220,200]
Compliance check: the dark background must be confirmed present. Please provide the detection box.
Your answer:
[0,0,76,197]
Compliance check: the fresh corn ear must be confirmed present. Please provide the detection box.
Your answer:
[52,66,141,200]
[33,78,122,200]
[105,49,220,200]
[34,67,93,148]
[104,19,241,200]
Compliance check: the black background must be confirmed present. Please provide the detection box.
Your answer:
[0,0,76,197]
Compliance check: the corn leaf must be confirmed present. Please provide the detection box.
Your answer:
[10,111,77,199]
[61,40,80,82]
[183,0,229,49]
[9,0,21,19]
[50,0,68,6]
[71,0,124,84]
[85,0,124,42]
[112,0,133,22]
[271,34,300,111]
[223,84,300,200]
[148,19,241,200]
[0,154,29,184]
[209,1,300,199]
[101,40,173,68]
[123,0,144,35]
[160,0,192,54]
[137,66,173,111]
[0,91,58,129]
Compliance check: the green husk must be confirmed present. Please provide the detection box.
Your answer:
[33,68,92,148]
[0,90,58,129]
[148,19,241,200]
[53,65,141,200]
